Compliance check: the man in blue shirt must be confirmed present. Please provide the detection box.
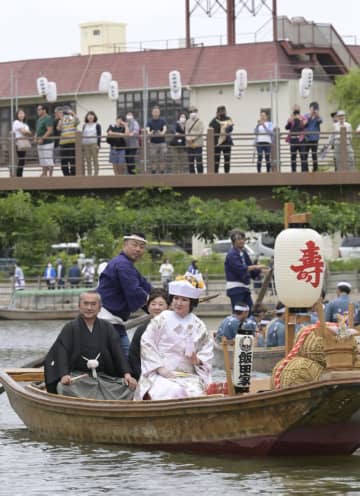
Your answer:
[146,105,167,174]
[97,233,153,355]
[224,229,267,312]
[304,101,322,172]
[266,304,286,347]
[325,281,352,323]
[215,303,249,343]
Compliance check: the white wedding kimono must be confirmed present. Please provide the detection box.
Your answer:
[135,310,213,400]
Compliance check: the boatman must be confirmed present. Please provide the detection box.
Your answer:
[266,303,286,347]
[215,302,253,343]
[224,229,268,313]
[325,281,354,323]
[44,291,137,399]
[97,232,153,356]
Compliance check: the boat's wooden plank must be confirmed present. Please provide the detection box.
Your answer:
[250,377,271,393]
[5,368,44,382]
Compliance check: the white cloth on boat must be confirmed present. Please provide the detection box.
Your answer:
[97,306,125,325]
[135,310,213,400]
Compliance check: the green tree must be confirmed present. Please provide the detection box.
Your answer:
[330,69,360,127]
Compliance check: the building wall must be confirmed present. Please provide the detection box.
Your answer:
[191,82,287,131]
[0,77,335,138]
[191,78,334,132]
[76,94,117,130]
[80,22,127,55]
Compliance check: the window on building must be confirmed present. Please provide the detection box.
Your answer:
[117,89,191,130]
[93,29,101,36]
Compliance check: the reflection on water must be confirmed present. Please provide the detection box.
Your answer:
[0,320,360,495]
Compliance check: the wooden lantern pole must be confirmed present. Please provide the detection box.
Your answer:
[283,202,312,355]
[348,303,355,328]
[221,337,235,396]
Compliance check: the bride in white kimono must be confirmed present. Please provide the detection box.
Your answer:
[135,279,213,400]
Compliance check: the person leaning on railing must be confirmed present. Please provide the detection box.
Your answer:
[36,104,55,178]
[125,112,140,175]
[146,105,167,174]
[82,111,101,176]
[254,110,273,173]
[12,109,32,178]
[107,116,128,176]
[208,105,234,174]
[169,111,187,174]
[303,102,322,173]
[285,104,308,173]
[185,107,204,174]
[57,107,80,176]
[333,110,355,169]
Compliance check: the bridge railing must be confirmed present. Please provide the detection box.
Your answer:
[0,128,358,178]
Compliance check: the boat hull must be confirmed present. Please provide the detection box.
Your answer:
[2,371,360,456]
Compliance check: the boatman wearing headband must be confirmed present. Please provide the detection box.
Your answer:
[225,229,268,313]
[215,302,252,343]
[266,303,286,347]
[325,281,353,323]
[97,232,153,356]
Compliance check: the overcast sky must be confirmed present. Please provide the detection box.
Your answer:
[1,0,359,62]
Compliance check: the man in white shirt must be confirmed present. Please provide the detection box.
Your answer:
[333,110,354,169]
[159,258,174,290]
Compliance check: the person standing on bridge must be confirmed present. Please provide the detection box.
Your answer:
[209,105,234,174]
[254,110,273,173]
[36,104,55,177]
[304,102,322,173]
[285,104,307,172]
[185,107,204,174]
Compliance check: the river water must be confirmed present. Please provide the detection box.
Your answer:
[1,319,360,496]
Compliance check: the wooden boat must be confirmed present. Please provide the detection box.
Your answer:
[2,368,360,456]
[212,339,284,373]
[0,308,78,320]
[0,288,90,321]
[0,290,230,320]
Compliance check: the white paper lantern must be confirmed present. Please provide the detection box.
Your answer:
[98,71,112,93]
[301,68,313,90]
[108,80,119,101]
[234,69,247,99]
[46,81,57,102]
[36,76,48,96]
[299,78,310,99]
[169,70,182,100]
[234,81,245,99]
[274,228,325,308]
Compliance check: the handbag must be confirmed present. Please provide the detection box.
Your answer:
[170,135,184,146]
[186,119,199,147]
[16,138,32,150]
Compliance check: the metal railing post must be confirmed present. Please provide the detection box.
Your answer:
[75,131,84,176]
[272,127,280,172]
[338,127,348,171]
[206,128,215,174]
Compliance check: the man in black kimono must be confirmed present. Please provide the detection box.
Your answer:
[44,291,137,399]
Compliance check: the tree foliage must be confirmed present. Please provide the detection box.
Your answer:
[273,186,360,235]
[0,187,358,268]
[330,69,360,128]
